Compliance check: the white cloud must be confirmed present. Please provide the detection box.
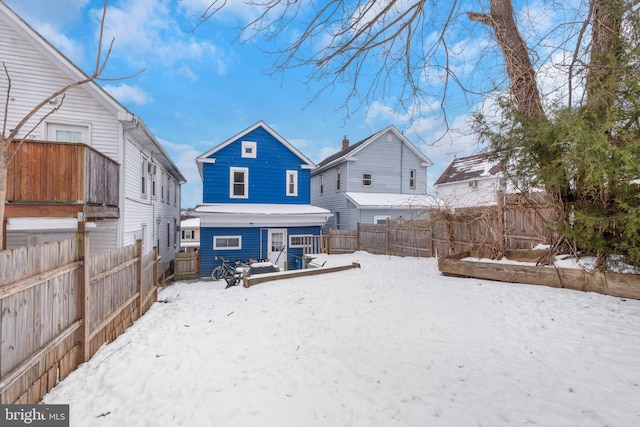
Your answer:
[103,83,152,106]
[92,0,223,72]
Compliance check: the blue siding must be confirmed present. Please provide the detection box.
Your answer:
[203,127,310,204]
[199,225,322,277]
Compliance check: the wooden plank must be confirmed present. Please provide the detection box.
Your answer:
[0,261,82,299]
[244,262,361,288]
[0,320,81,391]
[438,255,640,301]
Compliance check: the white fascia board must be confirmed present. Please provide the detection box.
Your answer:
[198,212,332,228]
[6,217,97,231]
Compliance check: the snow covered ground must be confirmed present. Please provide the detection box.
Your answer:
[42,252,640,426]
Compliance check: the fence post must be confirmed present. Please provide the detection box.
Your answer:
[386,218,391,255]
[135,239,143,318]
[356,223,361,251]
[497,190,506,255]
[76,221,91,363]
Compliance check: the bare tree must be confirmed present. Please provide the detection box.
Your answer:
[0,0,139,249]
[196,0,640,267]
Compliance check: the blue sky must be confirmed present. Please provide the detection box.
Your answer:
[4,0,547,208]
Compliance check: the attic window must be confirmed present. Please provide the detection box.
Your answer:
[409,169,416,189]
[242,141,257,158]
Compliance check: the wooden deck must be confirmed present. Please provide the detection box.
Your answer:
[6,140,119,218]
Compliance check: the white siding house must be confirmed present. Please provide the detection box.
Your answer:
[1,2,186,273]
[433,152,508,208]
[311,126,434,231]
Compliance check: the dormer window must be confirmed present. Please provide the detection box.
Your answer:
[242,141,257,158]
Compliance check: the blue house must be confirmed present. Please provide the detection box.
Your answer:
[195,121,332,277]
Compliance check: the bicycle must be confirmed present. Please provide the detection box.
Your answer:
[211,256,249,288]
[211,256,235,280]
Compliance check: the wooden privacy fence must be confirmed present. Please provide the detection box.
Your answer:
[327,194,553,258]
[0,224,157,404]
[174,252,200,281]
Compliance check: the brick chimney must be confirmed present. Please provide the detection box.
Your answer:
[342,135,349,150]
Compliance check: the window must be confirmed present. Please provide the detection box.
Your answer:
[335,211,340,229]
[56,130,83,142]
[320,175,324,195]
[151,164,157,198]
[374,215,391,225]
[336,168,341,191]
[182,230,194,239]
[230,167,248,198]
[161,172,166,202]
[214,236,242,250]
[174,180,178,206]
[141,156,148,197]
[166,176,170,203]
[242,141,257,158]
[47,123,89,143]
[362,173,372,186]
[167,222,171,248]
[286,170,298,196]
[409,169,416,189]
[290,235,313,248]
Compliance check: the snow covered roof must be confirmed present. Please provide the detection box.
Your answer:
[434,152,503,186]
[196,204,330,215]
[195,204,332,227]
[345,192,439,209]
[181,217,200,228]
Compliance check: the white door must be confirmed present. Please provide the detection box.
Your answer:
[268,229,287,269]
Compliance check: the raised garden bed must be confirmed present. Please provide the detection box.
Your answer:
[438,251,640,300]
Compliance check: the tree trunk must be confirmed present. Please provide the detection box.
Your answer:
[586,0,624,111]
[0,140,7,249]
[468,0,545,119]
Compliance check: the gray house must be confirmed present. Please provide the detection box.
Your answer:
[311,125,434,231]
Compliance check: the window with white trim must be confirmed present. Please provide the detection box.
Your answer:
[286,170,298,196]
[214,236,242,250]
[362,173,372,186]
[141,155,148,197]
[374,215,391,225]
[336,168,341,191]
[182,230,194,239]
[320,175,324,195]
[242,141,257,158]
[230,167,249,198]
[409,169,416,189]
[47,123,89,143]
[289,235,313,248]
[161,172,166,202]
[151,164,157,199]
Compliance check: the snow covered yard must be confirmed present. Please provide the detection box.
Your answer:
[42,252,640,426]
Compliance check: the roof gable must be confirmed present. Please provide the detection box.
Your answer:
[314,125,432,173]
[0,1,186,183]
[434,152,503,186]
[196,121,316,176]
